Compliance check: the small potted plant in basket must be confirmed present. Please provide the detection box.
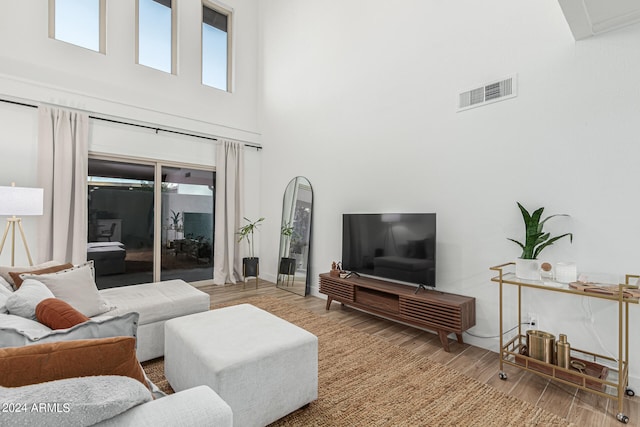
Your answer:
[508,202,572,280]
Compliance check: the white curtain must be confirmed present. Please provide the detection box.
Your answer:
[213,140,244,284]
[37,107,89,265]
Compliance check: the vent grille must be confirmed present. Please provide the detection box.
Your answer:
[458,75,517,111]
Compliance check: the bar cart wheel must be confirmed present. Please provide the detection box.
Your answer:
[617,413,629,424]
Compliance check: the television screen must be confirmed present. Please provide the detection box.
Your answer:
[342,213,436,287]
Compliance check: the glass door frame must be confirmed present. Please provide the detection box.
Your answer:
[89,152,216,286]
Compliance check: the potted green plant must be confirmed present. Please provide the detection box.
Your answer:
[168,210,183,242]
[508,202,573,280]
[237,217,264,278]
[281,222,294,252]
[170,210,182,230]
[279,222,297,278]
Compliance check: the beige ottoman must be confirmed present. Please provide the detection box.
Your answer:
[164,304,318,427]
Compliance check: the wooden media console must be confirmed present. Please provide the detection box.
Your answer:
[319,273,476,352]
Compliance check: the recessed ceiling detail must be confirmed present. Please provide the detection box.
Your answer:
[559,0,640,40]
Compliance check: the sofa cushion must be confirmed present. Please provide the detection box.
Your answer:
[10,262,74,289]
[93,385,233,427]
[0,311,138,348]
[35,298,90,330]
[0,375,152,427]
[0,283,11,314]
[0,260,62,290]
[0,314,52,343]
[20,261,113,317]
[100,279,210,325]
[0,336,148,388]
[5,279,55,320]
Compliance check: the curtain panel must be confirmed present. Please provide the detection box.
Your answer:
[37,106,89,265]
[213,140,244,284]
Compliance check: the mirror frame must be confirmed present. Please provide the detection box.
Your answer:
[276,176,313,296]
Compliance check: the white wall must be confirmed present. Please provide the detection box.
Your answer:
[0,1,262,265]
[0,1,260,139]
[0,103,41,266]
[258,0,640,386]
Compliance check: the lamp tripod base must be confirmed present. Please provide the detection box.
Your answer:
[0,217,34,267]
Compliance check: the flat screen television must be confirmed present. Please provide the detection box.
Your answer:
[342,213,436,288]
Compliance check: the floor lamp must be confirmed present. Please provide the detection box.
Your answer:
[0,184,44,266]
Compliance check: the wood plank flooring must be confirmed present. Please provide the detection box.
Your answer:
[197,280,639,426]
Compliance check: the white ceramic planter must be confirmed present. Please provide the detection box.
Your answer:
[515,258,541,280]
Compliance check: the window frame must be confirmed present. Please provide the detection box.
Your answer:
[201,0,233,92]
[48,0,107,53]
[135,0,178,74]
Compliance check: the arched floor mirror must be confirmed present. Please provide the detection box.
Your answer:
[277,177,312,296]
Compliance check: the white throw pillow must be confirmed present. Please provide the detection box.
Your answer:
[0,311,139,348]
[20,261,112,317]
[0,284,12,314]
[0,276,12,293]
[0,260,62,290]
[5,279,55,320]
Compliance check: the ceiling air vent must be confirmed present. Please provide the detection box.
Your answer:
[458,75,517,112]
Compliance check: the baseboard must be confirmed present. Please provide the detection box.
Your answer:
[261,273,277,283]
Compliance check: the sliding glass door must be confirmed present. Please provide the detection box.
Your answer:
[88,158,214,289]
[160,166,214,282]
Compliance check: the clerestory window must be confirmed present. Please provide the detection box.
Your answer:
[137,0,176,74]
[49,0,106,53]
[202,2,232,92]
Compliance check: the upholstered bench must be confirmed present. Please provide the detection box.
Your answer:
[164,304,318,427]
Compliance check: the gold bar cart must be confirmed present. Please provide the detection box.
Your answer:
[490,262,638,424]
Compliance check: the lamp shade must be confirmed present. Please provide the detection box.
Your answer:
[0,186,44,216]
[381,213,401,223]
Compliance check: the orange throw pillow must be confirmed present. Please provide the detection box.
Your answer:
[36,298,90,329]
[10,263,74,289]
[0,337,148,390]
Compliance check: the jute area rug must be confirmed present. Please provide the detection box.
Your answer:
[142,296,571,426]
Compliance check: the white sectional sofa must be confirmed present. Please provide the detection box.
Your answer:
[0,274,211,362]
[95,384,232,427]
[1,378,233,427]
[0,262,222,426]
[99,279,211,361]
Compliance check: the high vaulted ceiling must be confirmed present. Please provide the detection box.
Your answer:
[559,0,640,39]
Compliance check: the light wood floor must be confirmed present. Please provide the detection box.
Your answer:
[197,279,639,427]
